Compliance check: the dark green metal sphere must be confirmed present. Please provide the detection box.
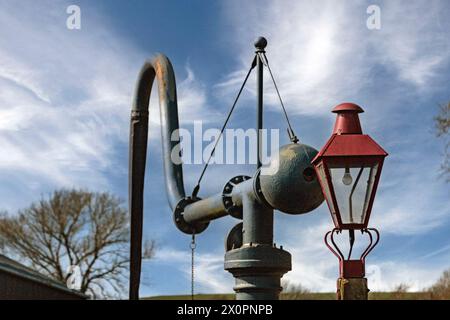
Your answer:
[258,143,324,215]
[254,36,267,50]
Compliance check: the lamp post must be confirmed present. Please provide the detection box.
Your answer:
[312,103,388,300]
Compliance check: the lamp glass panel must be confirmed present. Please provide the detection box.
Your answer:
[316,163,336,215]
[329,163,379,225]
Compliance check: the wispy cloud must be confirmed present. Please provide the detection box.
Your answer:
[0,1,210,211]
[372,1,450,87]
[218,0,449,115]
[148,63,219,140]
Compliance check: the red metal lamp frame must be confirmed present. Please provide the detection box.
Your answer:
[312,103,388,230]
[325,228,379,278]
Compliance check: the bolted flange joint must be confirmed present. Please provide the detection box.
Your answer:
[222,175,251,219]
[252,169,272,209]
[173,197,209,234]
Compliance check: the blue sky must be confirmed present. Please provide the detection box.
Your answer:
[0,0,449,296]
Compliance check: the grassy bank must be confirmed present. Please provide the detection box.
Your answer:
[146,292,434,300]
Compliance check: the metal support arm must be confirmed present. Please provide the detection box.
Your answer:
[175,175,253,233]
[183,192,228,224]
[182,177,252,224]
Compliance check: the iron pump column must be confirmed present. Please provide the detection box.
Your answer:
[224,179,291,300]
[224,38,289,300]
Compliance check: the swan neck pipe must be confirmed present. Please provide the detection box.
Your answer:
[132,54,186,210]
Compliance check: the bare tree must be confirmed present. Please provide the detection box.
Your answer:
[428,268,450,300]
[434,102,450,182]
[0,189,154,299]
[281,279,314,300]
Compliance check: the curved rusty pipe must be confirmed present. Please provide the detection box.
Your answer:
[129,54,186,300]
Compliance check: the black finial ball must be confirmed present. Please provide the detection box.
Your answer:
[254,36,267,50]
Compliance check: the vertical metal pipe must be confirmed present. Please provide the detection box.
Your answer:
[254,37,267,168]
[256,56,263,169]
[242,189,273,245]
[224,179,291,300]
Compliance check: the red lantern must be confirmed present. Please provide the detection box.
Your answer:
[312,103,388,230]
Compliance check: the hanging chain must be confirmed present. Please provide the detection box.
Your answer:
[258,52,299,143]
[190,233,196,300]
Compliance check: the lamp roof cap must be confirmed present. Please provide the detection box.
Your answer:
[332,103,364,114]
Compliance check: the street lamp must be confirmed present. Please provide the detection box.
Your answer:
[312,102,388,300]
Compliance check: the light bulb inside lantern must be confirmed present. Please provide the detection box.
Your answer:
[342,167,353,185]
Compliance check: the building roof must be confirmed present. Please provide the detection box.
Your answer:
[0,254,88,299]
